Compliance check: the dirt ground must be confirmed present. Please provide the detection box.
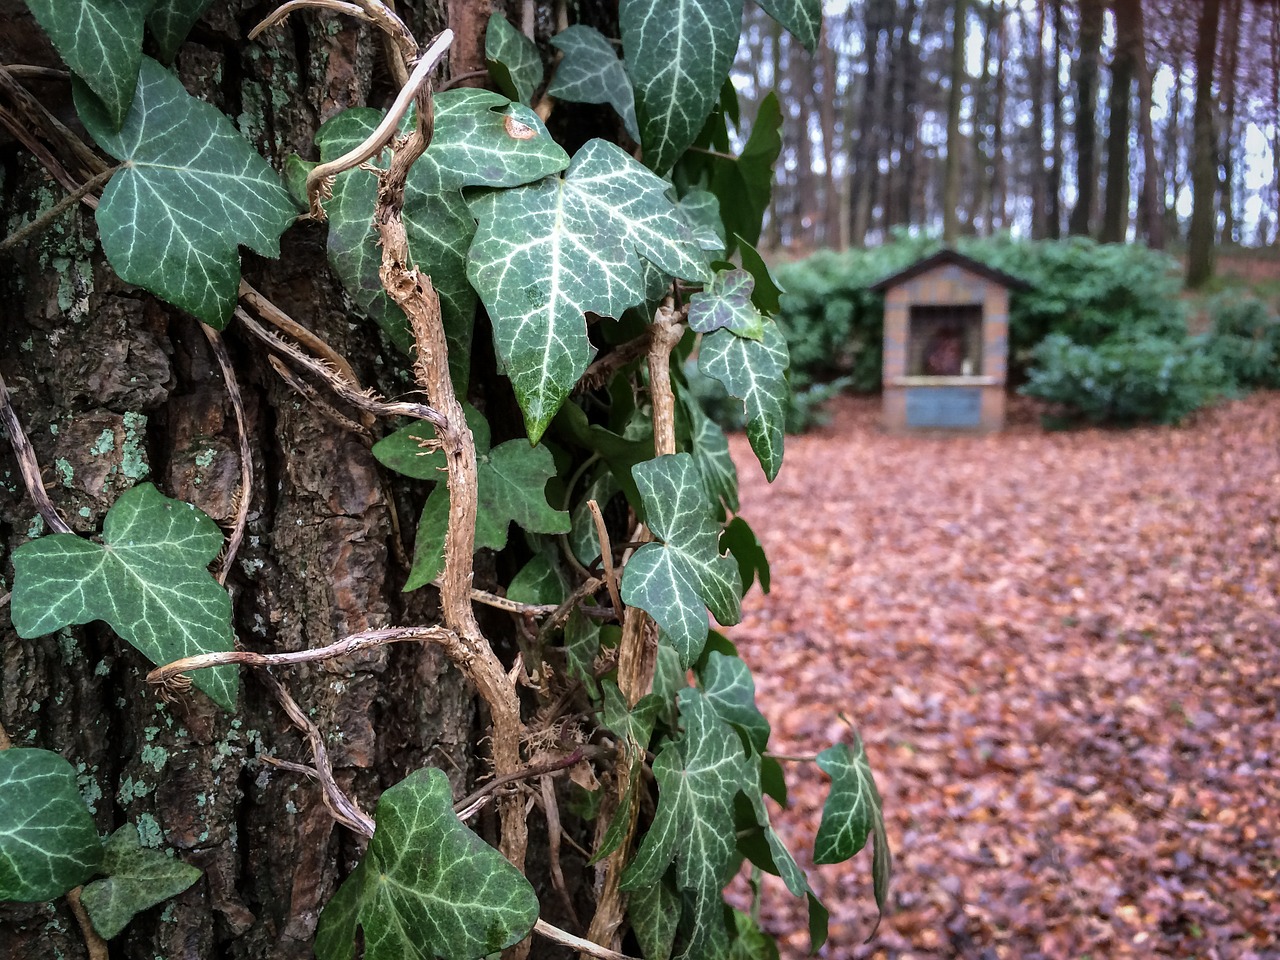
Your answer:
[724,392,1280,959]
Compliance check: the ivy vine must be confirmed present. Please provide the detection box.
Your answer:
[2,0,891,956]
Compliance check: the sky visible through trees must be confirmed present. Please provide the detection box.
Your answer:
[736,0,1280,253]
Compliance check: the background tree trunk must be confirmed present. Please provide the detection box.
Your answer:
[942,0,967,242]
[0,2,585,957]
[1102,0,1136,243]
[1069,0,1103,237]
[1188,0,1222,287]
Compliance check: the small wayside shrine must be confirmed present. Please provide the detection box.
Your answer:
[872,248,1030,432]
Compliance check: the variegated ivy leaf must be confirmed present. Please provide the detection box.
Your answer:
[600,681,665,747]
[676,188,726,254]
[27,0,151,130]
[371,406,569,591]
[147,0,214,62]
[738,753,807,899]
[549,25,640,143]
[700,650,769,754]
[628,879,681,960]
[81,824,201,939]
[569,470,622,568]
[315,91,568,387]
[621,0,744,174]
[689,268,765,340]
[621,689,750,959]
[755,0,821,51]
[10,483,237,710]
[620,454,741,666]
[468,138,709,440]
[75,57,296,326]
[0,749,103,902]
[815,736,888,863]
[815,736,892,934]
[698,324,790,482]
[314,767,539,960]
[486,12,543,105]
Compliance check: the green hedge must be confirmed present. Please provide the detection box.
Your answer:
[1020,333,1230,426]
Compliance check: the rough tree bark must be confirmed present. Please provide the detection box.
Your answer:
[0,2,589,957]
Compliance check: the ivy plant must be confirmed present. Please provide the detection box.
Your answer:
[5,0,890,956]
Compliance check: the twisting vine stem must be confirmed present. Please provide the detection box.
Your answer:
[362,25,531,896]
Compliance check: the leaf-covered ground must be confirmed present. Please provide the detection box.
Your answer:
[725,392,1280,959]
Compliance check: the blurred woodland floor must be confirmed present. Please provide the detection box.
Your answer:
[725,391,1280,960]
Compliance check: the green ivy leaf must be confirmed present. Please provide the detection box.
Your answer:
[76,57,295,326]
[0,749,103,902]
[699,650,769,754]
[600,682,664,747]
[739,757,806,899]
[620,454,741,666]
[555,404,652,513]
[698,325,790,482]
[564,608,601,693]
[468,139,709,440]
[682,393,738,518]
[719,516,769,594]
[689,268,765,340]
[27,0,150,130]
[621,0,744,173]
[621,689,749,959]
[80,824,201,939]
[372,407,570,591]
[676,188,726,254]
[316,92,567,386]
[814,737,883,864]
[628,877,681,960]
[735,237,785,315]
[815,737,892,935]
[728,909,779,960]
[754,0,821,51]
[146,0,213,62]
[506,547,571,605]
[10,483,237,710]
[569,470,622,568]
[651,638,687,724]
[807,891,830,953]
[687,94,783,256]
[588,758,642,866]
[314,767,539,960]
[548,25,640,143]
[486,13,543,105]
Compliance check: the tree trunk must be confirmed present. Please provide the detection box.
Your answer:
[1030,0,1049,238]
[1101,0,1136,243]
[1047,0,1066,239]
[942,0,967,242]
[1069,0,1103,236]
[1218,0,1242,245]
[0,2,584,957]
[1134,0,1166,249]
[1188,0,1222,288]
[817,21,844,249]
